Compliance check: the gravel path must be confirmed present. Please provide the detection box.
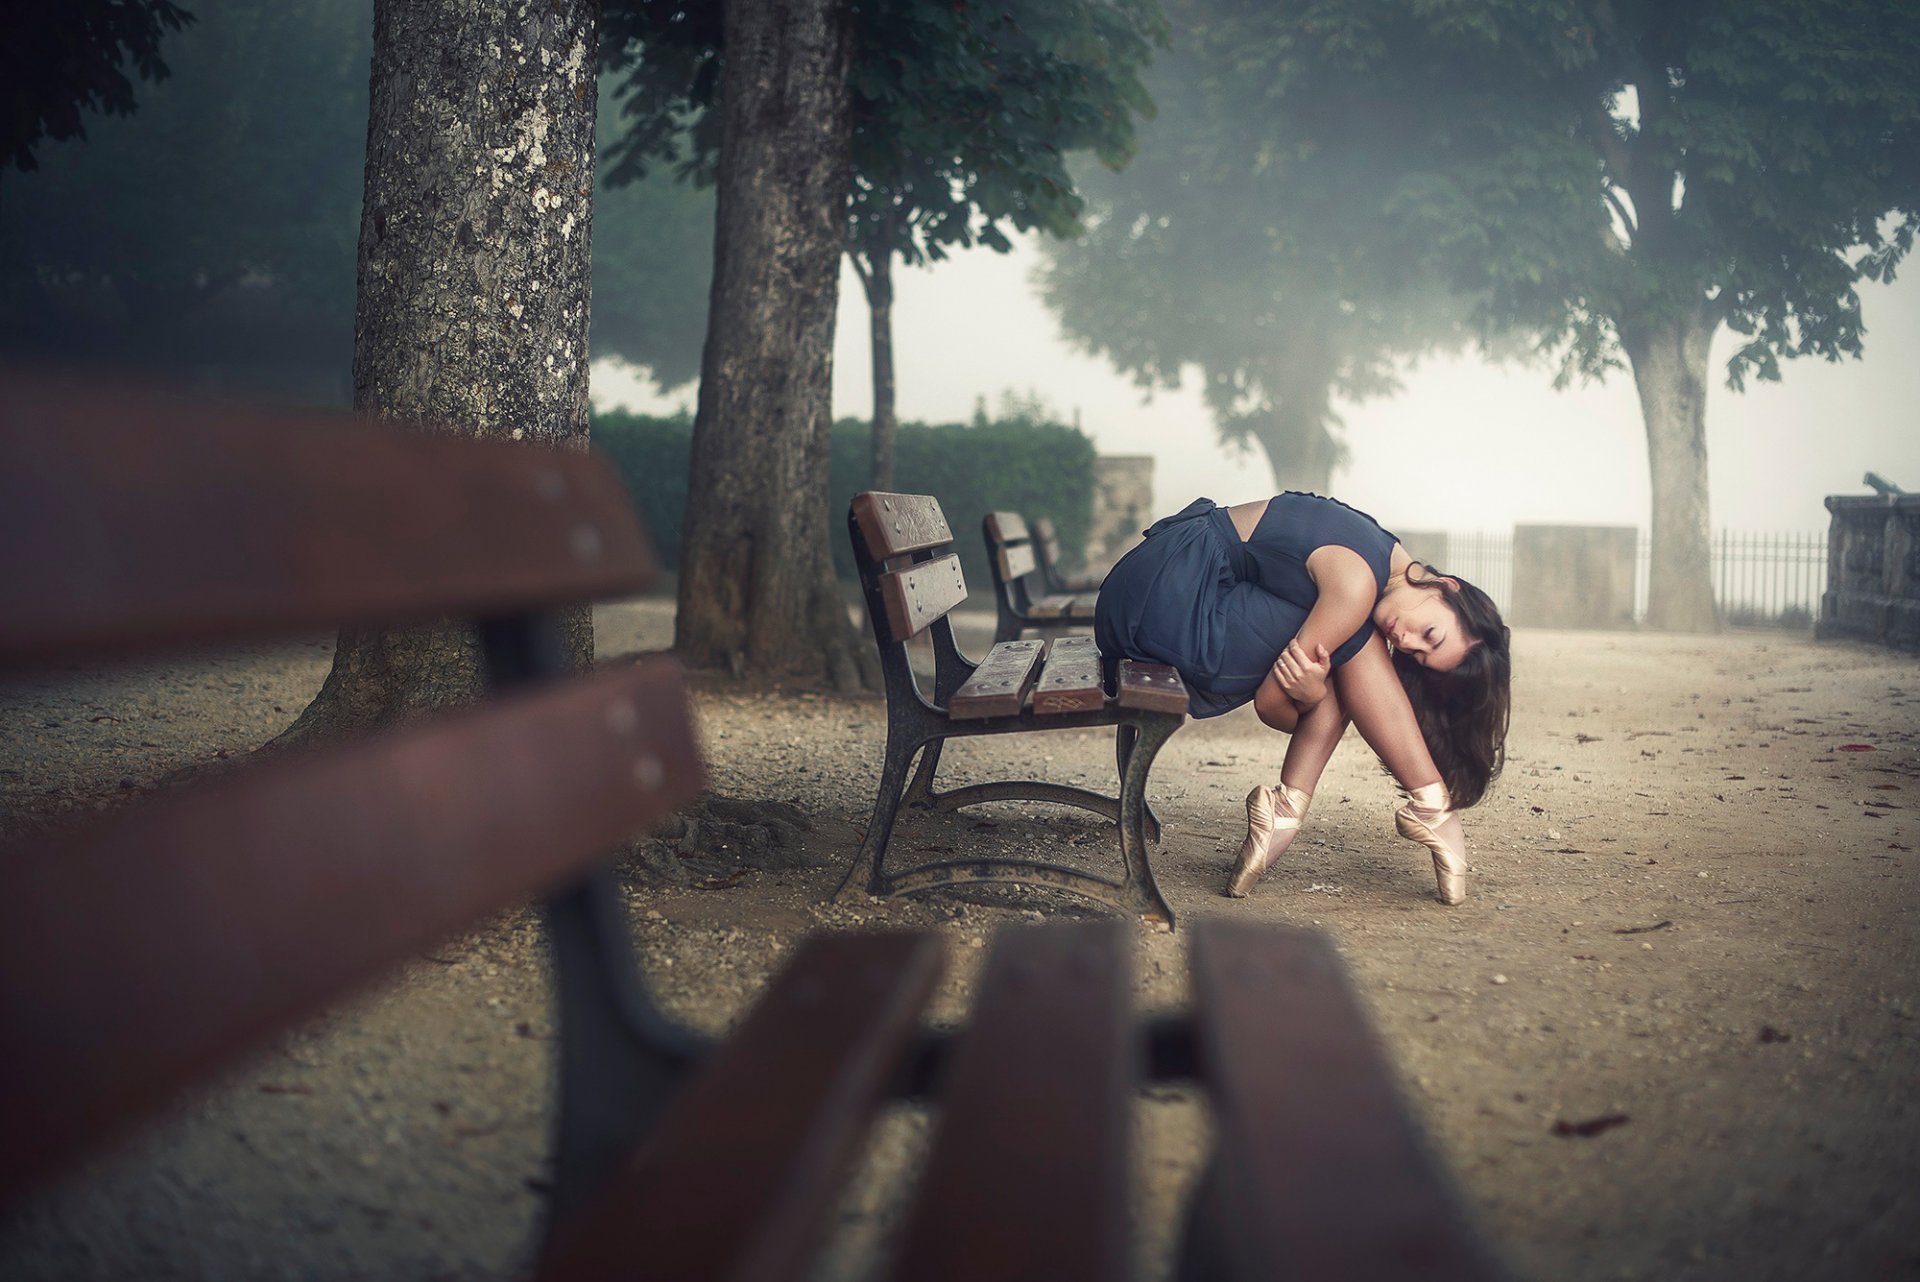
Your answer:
[1,601,1915,1280]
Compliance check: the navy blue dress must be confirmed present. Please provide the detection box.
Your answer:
[1094,494,1399,718]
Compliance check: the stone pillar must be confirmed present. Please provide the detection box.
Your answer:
[1510,525,1638,629]
[1818,494,1920,649]
[1084,456,1154,577]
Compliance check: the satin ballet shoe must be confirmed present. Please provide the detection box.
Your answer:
[1395,781,1468,905]
[1225,783,1312,898]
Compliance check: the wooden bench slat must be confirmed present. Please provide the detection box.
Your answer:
[0,367,656,670]
[877,553,969,641]
[888,922,1131,1282]
[1033,637,1106,715]
[1030,593,1097,620]
[1189,921,1505,1281]
[0,660,704,1201]
[983,511,1031,544]
[995,541,1041,583]
[853,491,954,559]
[1031,516,1063,563]
[948,640,1045,719]
[1031,517,1102,593]
[541,932,946,1282]
[1116,660,1190,714]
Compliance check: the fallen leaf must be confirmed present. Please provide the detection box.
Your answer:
[1553,1113,1630,1138]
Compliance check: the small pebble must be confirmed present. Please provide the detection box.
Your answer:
[1491,973,1510,985]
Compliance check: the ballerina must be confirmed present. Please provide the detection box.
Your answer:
[1093,493,1511,903]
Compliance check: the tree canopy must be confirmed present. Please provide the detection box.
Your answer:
[600,0,1164,486]
[601,0,1161,263]
[589,91,715,393]
[0,0,370,399]
[1038,12,1480,493]
[2,0,195,174]
[1048,0,1920,628]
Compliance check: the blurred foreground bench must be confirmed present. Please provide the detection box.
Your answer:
[0,368,1505,1280]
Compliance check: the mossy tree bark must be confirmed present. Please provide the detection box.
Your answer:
[674,0,876,692]
[282,0,600,744]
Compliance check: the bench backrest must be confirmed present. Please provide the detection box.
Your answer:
[1030,515,1065,576]
[0,367,706,1205]
[982,510,1041,585]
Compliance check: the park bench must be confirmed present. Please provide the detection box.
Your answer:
[984,509,1101,642]
[0,372,1506,1279]
[1032,513,1107,594]
[841,491,1191,927]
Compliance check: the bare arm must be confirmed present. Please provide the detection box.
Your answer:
[1254,544,1377,715]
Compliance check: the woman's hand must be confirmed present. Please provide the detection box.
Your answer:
[1272,638,1332,708]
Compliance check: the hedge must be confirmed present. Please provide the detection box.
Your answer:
[592,409,1098,591]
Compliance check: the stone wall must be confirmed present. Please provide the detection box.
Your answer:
[1510,525,1638,629]
[1083,455,1154,577]
[1818,494,1920,650]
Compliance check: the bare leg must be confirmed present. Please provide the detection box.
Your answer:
[1328,632,1440,789]
[1278,686,1349,795]
[1227,686,1349,897]
[1330,632,1469,904]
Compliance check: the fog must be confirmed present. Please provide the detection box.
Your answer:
[597,234,1920,538]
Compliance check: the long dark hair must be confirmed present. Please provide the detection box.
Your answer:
[1393,566,1511,808]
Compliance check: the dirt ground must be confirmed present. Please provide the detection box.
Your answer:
[0,600,1915,1281]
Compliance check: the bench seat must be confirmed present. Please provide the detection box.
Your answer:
[841,493,1190,926]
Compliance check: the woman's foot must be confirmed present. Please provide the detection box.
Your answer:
[1395,781,1467,905]
[1225,783,1311,898]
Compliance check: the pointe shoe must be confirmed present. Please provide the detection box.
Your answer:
[1396,781,1468,905]
[1225,783,1312,898]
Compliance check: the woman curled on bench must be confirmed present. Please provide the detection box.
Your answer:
[1095,492,1513,905]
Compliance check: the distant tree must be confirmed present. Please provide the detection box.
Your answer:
[1122,0,1920,631]
[283,0,600,739]
[2,0,195,174]
[840,0,1162,489]
[1038,17,1476,496]
[601,0,1163,492]
[669,0,874,689]
[0,0,370,402]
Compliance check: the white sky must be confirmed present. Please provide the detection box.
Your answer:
[592,233,1920,536]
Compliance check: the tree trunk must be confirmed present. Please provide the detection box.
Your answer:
[282,0,600,743]
[860,235,898,492]
[1249,405,1337,496]
[1619,304,1719,633]
[674,0,874,691]
[1243,333,1341,495]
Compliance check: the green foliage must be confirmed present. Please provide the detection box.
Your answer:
[827,414,1099,588]
[590,76,715,391]
[594,408,1098,588]
[600,0,1166,267]
[2,0,195,173]
[0,0,371,394]
[592,407,697,568]
[1187,0,1920,390]
[1037,2,1482,490]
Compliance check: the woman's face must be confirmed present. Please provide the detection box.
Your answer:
[1373,578,1476,672]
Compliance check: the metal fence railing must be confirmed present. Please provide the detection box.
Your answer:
[1631,529,1827,627]
[1436,530,1515,618]
[1434,528,1827,629]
